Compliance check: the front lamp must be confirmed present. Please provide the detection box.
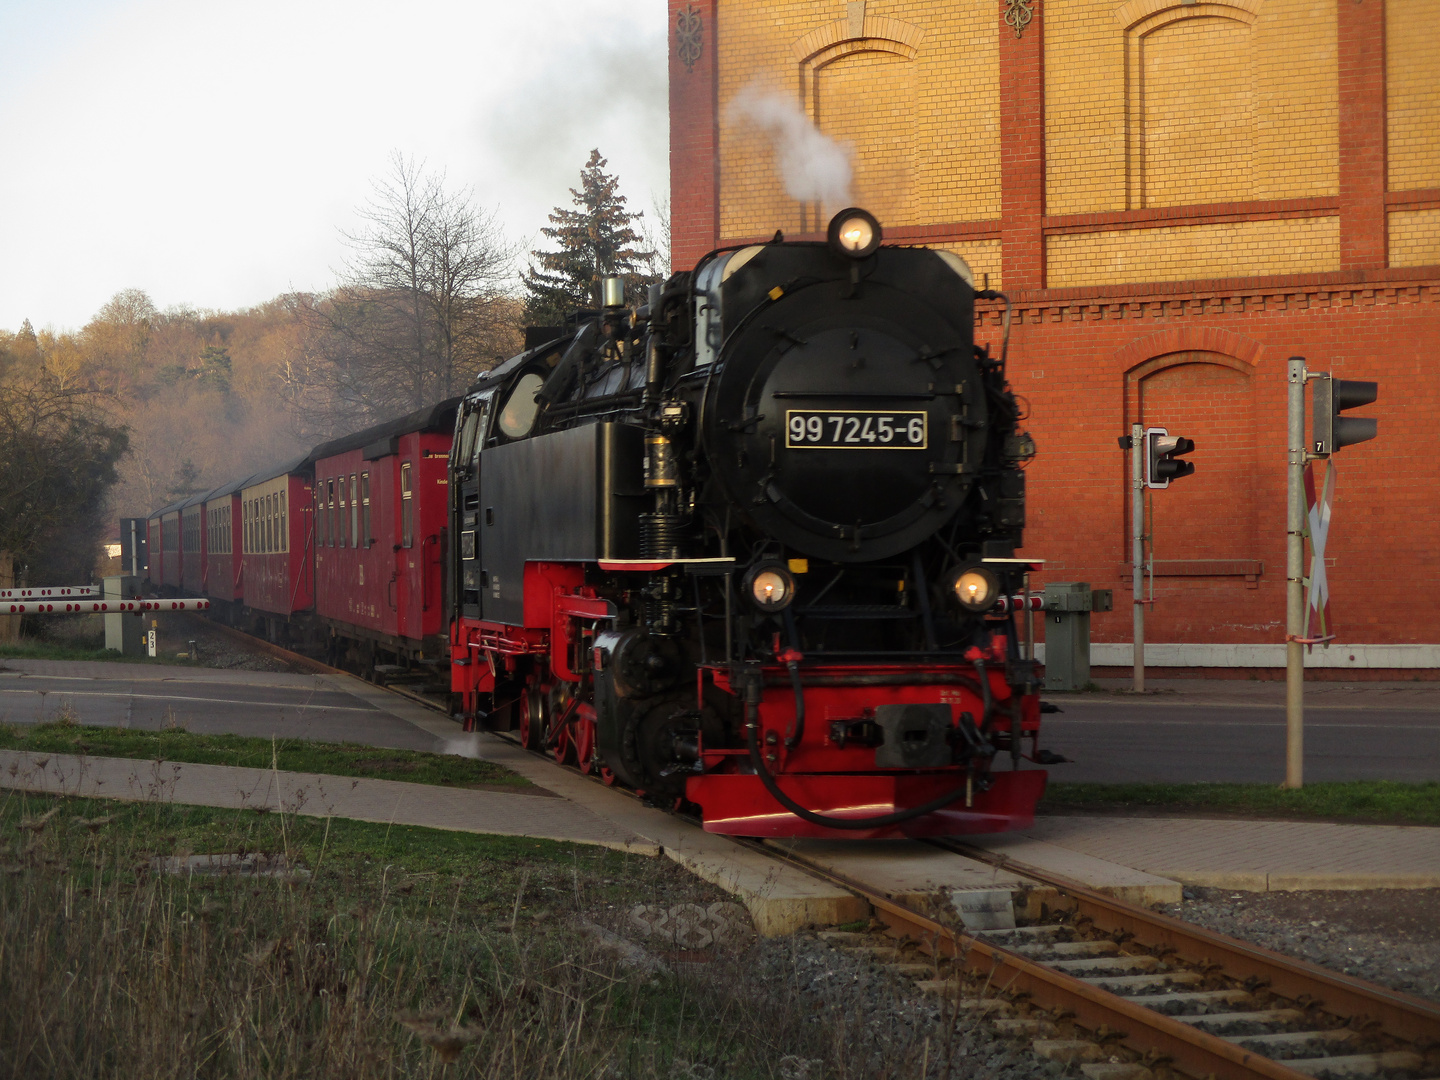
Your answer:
[947,564,1000,613]
[743,563,797,613]
[827,208,882,259]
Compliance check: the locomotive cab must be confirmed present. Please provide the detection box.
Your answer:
[449,209,1051,839]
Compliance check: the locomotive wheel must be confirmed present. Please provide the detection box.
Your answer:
[600,766,618,786]
[574,704,597,775]
[552,719,573,765]
[519,687,546,751]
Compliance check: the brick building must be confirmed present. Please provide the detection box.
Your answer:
[668,0,1440,675]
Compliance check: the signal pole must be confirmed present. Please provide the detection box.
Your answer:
[1285,357,1307,789]
[1131,422,1145,693]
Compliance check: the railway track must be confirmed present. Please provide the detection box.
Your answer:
[760,838,1440,1080]
[207,626,1440,1077]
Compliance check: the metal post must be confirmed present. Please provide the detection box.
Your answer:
[1285,357,1307,788]
[1131,422,1145,693]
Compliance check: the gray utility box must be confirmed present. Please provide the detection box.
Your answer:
[1042,582,1114,692]
[103,576,147,657]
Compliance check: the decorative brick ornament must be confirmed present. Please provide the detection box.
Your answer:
[1004,0,1034,37]
[676,5,703,71]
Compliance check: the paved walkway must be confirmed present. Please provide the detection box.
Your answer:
[0,749,650,852]
[969,815,1440,891]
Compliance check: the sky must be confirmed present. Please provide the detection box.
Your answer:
[0,0,669,333]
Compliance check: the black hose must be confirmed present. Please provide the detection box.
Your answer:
[744,699,980,831]
[972,655,995,730]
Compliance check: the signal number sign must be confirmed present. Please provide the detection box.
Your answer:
[786,410,927,449]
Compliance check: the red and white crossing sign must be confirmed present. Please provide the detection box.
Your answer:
[1302,461,1335,646]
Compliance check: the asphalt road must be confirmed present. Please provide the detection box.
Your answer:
[3,660,1436,784]
[0,661,440,752]
[1039,698,1440,784]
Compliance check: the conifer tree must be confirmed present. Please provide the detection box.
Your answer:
[523,149,658,327]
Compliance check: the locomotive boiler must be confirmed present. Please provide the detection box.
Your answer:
[448,209,1051,838]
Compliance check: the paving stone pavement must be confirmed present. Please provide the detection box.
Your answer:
[1011,815,1440,891]
[0,750,653,853]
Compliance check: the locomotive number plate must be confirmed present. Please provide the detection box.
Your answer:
[785,410,927,449]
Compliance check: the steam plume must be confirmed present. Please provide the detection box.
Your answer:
[726,87,853,208]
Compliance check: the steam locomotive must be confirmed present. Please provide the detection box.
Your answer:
[448,209,1051,838]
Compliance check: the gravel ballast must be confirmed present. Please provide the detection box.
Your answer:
[1157,886,1440,1004]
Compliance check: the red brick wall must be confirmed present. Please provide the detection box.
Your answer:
[1001,276,1440,646]
[668,0,720,271]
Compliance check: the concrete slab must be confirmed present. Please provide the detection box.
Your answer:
[450,735,869,937]
[1018,815,1440,892]
[767,838,1035,909]
[958,833,1184,905]
[0,749,648,852]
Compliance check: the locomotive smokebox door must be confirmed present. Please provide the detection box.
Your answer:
[873,704,953,768]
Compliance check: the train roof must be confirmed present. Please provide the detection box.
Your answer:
[239,455,310,490]
[148,499,187,521]
[307,397,461,463]
[204,472,260,501]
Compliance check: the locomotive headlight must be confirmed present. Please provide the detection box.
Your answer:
[744,563,797,613]
[828,208,882,259]
[947,564,1000,613]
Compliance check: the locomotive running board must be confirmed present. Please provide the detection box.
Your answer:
[687,769,1047,841]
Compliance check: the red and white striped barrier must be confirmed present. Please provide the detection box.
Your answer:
[5,599,211,615]
[993,594,1046,613]
[0,586,102,599]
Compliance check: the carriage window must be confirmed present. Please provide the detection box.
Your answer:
[316,484,326,547]
[243,503,249,553]
[279,490,287,553]
[265,495,273,553]
[349,473,358,548]
[360,472,371,548]
[323,479,333,546]
[338,477,348,547]
[497,373,543,438]
[401,462,414,548]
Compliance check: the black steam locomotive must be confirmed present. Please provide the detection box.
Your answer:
[449,209,1048,838]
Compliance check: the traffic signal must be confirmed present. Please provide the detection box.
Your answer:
[1145,426,1196,488]
[1312,374,1378,455]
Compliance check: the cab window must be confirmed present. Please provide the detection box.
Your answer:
[497,373,543,439]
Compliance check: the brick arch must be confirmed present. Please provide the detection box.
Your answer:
[1114,327,1263,375]
[790,18,924,68]
[1112,0,1261,30]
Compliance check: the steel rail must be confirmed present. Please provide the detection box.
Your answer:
[937,838,1440,1046]
[757,839,1439,1080]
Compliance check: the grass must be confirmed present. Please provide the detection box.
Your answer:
[0,720,532,790]
[1040,780,1440,826]
[0,787,860,1079]
[0,637,184,665]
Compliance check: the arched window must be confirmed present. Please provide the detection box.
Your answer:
[1125,351,1262,587]
[1119,2,1259,209]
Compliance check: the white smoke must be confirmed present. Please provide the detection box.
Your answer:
[726,86,853,208]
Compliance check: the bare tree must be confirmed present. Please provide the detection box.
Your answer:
[297,154,521,432]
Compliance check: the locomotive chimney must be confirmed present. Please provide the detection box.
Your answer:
[602,276,625,308]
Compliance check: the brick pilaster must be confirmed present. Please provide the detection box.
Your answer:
[1337,0,1387,270]
[999,0,1046,290]
[669,0,720,272]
